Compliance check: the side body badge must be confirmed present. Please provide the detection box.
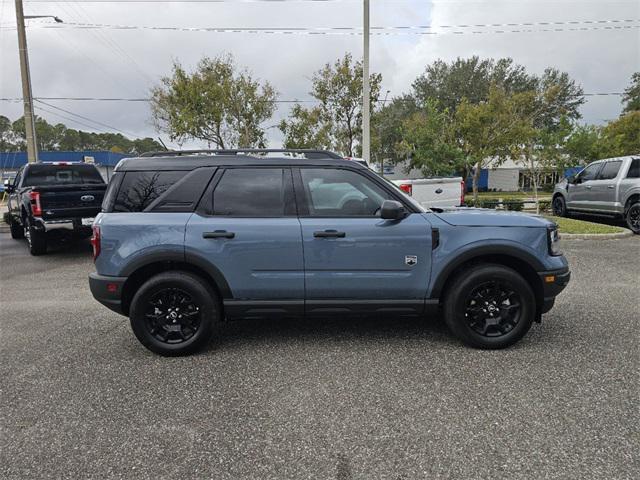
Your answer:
[405,255,417,266]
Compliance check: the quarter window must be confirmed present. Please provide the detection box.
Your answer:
[113,171,186,212]
[300,168,393,217]
[598,161,622,180]
[627,158,640,178]
[213,168,288,217]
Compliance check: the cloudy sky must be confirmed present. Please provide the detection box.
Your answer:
[1,0,639,149]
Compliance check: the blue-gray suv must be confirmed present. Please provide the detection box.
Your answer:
[89,149,570,355]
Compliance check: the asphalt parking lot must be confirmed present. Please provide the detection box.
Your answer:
[1,227,638,479]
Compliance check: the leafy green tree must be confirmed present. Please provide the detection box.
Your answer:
[412,57,537,113]
[395,100,464,177]
[279,105,332,150]
[603,111,640,155]
[279,53,382,156]
[151,54,277,148]
[564,124,608,164]
[621,72,640,113]
[371,95,418,168]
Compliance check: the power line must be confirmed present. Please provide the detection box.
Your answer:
[35,99,140,136]
[24,20,640,36]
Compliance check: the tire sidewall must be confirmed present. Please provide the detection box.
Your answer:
[25,217,46,255]
[552,195,566,217]
[444,264,536,349]
[129,271,219,356]
[626,202,640,234]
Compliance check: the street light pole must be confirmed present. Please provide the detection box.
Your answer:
[362,0,370,164]
[15,0,38,163]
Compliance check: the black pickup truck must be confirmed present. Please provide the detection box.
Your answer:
[5,162,107,255]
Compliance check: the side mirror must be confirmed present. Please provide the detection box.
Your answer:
[3,179,14,193]
[380,200,407,220]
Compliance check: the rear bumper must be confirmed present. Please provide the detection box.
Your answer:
[539,267,571,313]
[32,217,94,234]
[89,272,127,316]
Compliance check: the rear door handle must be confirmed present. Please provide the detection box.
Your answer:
[203,230,235,239]
[607,185,615,189]
[586,185,592,189]
[313,230,346,238]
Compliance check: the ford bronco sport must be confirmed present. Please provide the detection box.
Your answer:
[89,149,570,356]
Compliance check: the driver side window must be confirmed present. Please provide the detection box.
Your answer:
[300,168,393,217]
[577,163,602,182]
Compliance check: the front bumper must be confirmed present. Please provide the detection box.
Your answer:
[89,272,127,316]
[538,267,571,313]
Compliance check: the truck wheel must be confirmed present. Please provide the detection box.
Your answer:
[625,202,640,234]
[443,264,536,349]
[129,271,220,356]
[24,218,47,255]
[552,195,567,217]
[10,218,24,239]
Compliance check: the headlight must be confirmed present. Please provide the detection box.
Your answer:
[548,226,562,256]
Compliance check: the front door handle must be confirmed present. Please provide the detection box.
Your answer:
[607,185,615,189]
[203,230,235,239]
[586,185,592,189]
[313,230,346,238]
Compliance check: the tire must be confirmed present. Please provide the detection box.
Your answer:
[552,195,567,217]
[24,218,47,255]
[625,202,640,234]
[129,271,220,356]
[9,218,24,239]
[443,264,536,349]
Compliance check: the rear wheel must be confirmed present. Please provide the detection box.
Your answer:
[24,218,47,255]
[443,264,536,349]
[625,202,640,234]
[129,271,220,356]
[552,195,567,217]
[9,217,24,239]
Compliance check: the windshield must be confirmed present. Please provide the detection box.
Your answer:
[23,164,105,187]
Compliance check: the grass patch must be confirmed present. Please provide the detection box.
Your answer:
[544,216,625,235]
[476,191,552,201]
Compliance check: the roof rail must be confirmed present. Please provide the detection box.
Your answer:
[139,148,343,159]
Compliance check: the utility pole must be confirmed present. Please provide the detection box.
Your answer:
[362,0,370,164]
[15,0,38,163]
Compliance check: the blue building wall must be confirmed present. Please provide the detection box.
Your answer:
[465,169,489,191]
[0,151,128,170]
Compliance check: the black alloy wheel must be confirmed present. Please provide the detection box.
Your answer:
[552,195,567,217]
[626,202,640,234]
[464,281,521,337]
[144,288,202,344]
[443,263,536,349]
[129,271,219,356]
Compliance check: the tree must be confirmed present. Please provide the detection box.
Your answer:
[279,105,332,150]
[412,57,537,113]
[603,111,640,156]
[279,53,381,156]
[622,72,640,113]
[2,115,163,154]
[455,87,529,203]
[151,54,277,148]
[564,124,608,164]
[395,100,464,177]
[371,95,418,168]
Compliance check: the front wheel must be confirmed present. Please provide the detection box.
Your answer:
[626,202,640,234]
[443,264,536,349]
[129,271,220,356]
[552,195,567,217]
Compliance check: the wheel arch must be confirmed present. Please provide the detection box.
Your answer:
[623,192,640,213]
[430,247,545,313]
[120,256,232,316]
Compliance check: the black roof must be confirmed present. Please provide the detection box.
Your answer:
[115,149,363,172]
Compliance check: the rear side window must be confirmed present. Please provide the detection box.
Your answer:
[627,158,640,178]
[22,164,105,187]
[598,161,622,180]
[113,171,186,212]
[213,168,288,217]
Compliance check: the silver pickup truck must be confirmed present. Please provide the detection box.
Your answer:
[552,155,640,234]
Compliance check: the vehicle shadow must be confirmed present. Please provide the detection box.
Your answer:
[43,237,93,257]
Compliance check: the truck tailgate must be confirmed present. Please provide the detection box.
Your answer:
[35,184,106,220]
[394,178,464,208]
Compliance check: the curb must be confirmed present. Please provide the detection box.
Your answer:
[561,228,634,240]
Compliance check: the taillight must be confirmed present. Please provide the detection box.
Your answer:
[460,181,466,206]
[29,191,42,216]
[90,225,101,261]
[399,183,412,196]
